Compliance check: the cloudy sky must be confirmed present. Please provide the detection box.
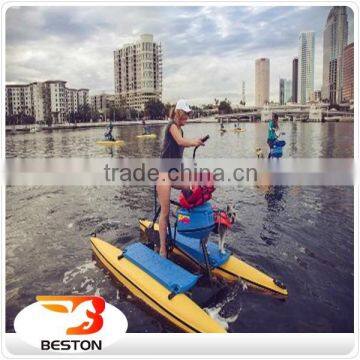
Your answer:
[6,5,354,105]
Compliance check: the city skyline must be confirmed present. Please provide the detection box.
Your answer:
[6,6,354,105]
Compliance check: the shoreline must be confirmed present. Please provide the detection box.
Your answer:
[5,117,218,133]
[5,116,353,133]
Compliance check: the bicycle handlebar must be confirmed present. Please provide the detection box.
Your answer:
[192,135,210,159]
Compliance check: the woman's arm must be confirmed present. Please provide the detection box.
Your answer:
[169,124,203,147]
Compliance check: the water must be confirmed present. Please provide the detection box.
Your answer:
[6,121,354,332]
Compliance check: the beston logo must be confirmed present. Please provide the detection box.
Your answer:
[14,295,128,353]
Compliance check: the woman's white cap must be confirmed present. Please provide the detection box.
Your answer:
[175,99,191,113]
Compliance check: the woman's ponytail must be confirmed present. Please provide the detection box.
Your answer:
[169,106,176,120]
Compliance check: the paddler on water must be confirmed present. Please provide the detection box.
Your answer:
[142,118,150,135]
[157,99,204,257]
[104,123,115,141]
[267,113,279,158]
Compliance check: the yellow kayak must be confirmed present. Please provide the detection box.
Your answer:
[96,140,125,146]
[91,237,226,333]
[139,220,288,296]
[233,128,246,132]
[136,134,157,139]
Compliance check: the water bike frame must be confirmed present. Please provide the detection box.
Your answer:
[270,139,286,158]
[149,135,216,280]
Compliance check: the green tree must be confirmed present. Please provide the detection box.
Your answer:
[202,104,214,110]
[129,108,139,120]
[45,114,53,127]
[68,112,76,123]
[6,114,17,126]
[144,99,166,120]
[218,98,232,114]
[91,109,101,122]
[76,104,92,122]
[23,114,36,125]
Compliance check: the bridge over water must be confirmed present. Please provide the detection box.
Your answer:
[216,105,353,122]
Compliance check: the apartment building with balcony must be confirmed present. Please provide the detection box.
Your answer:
[113,34,162,111]
[77,88,90,108]
[90,93,119,120]
[66,88,79,114]
[43,80,67,123]
[5,84,32,117]
[6,81,90,123]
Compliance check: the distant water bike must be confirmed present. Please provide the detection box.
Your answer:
[91,136,288,333]
[96,140,125,146]
[269,133,286,158]
[136,133,157,139]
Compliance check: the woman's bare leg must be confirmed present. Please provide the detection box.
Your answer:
[156,173,171,257]
[156,171,192,257]
[172,171,191,191]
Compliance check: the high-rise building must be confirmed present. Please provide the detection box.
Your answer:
[298,31,315,104]
[310,90,322,102]
[66,88,78,115]
[255,58,270,106]
[322,6,348,104]
[114,34,162,111]
[5,84,32,118]
[284,79,292,104]
[292,57,298,102]
[90,93,117,120]
[279,79,292,105]
[279,79,285,105]
[5,81,90,123]
[241,81,246,104]
[342,42,354,102]
[77,89,90,108]
[30,82,45,122]
[43,80,68,123]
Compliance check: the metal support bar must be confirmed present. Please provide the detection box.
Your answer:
[153,185,157,215]
[167,219,174,251]
[151,206,161,229]
[200,236,213,282]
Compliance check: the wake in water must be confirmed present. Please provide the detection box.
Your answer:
[205,281,245,330]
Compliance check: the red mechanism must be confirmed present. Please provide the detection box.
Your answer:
[178,172,215,210]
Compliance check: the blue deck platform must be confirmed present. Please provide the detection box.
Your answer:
[123,242,199,294]
[174,232,231,268]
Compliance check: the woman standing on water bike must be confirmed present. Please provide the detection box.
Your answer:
[267,113,279,158]
[157,99,204,257]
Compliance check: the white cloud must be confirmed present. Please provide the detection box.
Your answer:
[6,5,349,106]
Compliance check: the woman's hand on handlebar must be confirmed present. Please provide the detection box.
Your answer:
[193,138,205,147]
